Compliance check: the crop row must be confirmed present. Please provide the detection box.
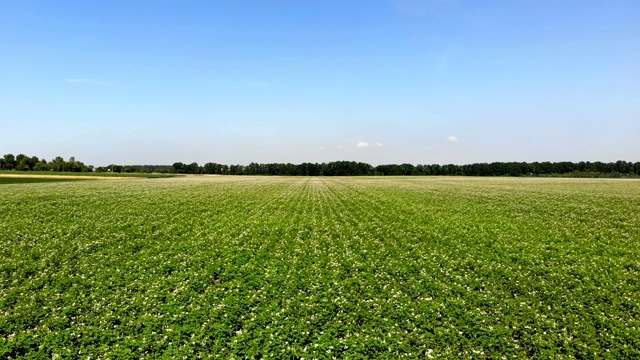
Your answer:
[1,177,639,358]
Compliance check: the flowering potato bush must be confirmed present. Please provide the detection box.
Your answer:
[0,177,638,358]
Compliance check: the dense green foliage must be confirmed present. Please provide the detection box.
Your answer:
[0,154,173,175]
[93,165,174,174]
[1,177,638,358]
[0,154,93,172]
[3,153,638,177]
[173,160,640,177]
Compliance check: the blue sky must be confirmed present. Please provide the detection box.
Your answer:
[1,0,638,166]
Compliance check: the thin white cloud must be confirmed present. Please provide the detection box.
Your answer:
[66,78,110,85]
[318,146,326,150]
[447,136,459,143]
[357,142,369,148]
[375,142,384,147]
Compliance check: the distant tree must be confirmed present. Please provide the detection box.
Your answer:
[107,164,123,173]
[614,160,632,174]
[16,157,30,171]
[203,162,217,174]
[186,162,201,174]
[3,154,15,170]
[172,162,185,173]
[3,153,638,177]
[33,162,50,171]
[229,164,244,175]
[398,163,415,175]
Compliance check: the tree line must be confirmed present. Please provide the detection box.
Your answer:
[172,160,640,177]
[2,153,639,177]
[0,154,93,172]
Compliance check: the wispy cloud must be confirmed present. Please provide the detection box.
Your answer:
[356,141,369,148]
[375,142,384,147]
[66,78,110,85]
[447,136,459,143]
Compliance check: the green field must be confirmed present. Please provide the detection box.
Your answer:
[0,170,179,178]
[1,177,639,358]
[0,177,94,185]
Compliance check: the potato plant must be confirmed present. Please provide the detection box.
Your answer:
[1,177,639,358]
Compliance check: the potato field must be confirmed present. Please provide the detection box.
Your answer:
[1,176,639,359]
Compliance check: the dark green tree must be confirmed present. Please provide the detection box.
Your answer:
[3,154,15,170]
